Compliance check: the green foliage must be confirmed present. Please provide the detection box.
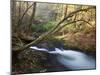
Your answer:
[32,24,45,32]
[31,21,56,32]
[43,21,56,31]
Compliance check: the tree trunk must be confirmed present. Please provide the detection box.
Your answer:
[62,5,68,19]
[62,5,68,35]
[11,0,17,32]
[13,6,94,51]
[28,2,36,33]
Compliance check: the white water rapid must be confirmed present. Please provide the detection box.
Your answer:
[30,46,96,70]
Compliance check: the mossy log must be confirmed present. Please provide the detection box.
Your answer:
[13,7,95,51]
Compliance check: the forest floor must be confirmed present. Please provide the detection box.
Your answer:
[12,22,96,74]
[12,26,96,74]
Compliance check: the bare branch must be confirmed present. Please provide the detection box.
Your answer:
[52,19,93,34]
[49,6,95,33]
[13,7,95,51]
[18,3,34,26]
[28,2,36,30]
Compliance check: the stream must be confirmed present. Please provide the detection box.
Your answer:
[30,46,96,71]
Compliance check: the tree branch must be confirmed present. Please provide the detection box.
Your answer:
[49,6,95,33]
[18,3,34,26]
[28,2,36,31]
[13,6,95,51]
[52,19,93,34]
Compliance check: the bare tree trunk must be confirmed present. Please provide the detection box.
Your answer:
[62,5,68,35]
[26,2,29,9]
[17,3,34,26]
[74,5,82,28]
[18,2,22,25]
[11,0,17,32]
[28,2,36,32]
[62,5,68,19]
[13,6,94,51]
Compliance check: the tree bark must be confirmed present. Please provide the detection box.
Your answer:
[52,19,93,34]
[13,6,95,51]
[62,5,68,19]
[28,2,36,32]
[17,3,34,26]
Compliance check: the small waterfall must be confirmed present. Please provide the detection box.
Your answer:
[30,46,48,52]
[56,49,96,70]
[30,46,96,70]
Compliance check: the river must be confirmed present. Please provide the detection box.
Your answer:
[30,46,96,71]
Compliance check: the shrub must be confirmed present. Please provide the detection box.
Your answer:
[31,21,56,33]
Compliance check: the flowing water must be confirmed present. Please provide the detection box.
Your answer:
[30,46,96,70]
